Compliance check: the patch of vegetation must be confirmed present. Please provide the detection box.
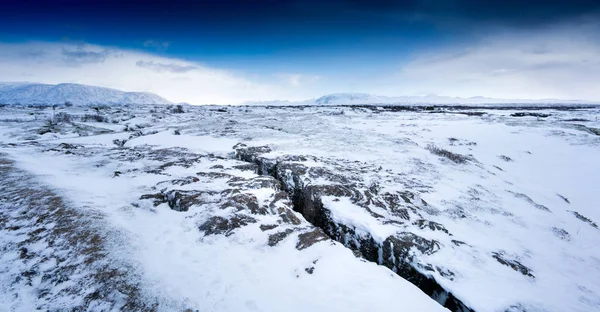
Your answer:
[268,228,295,246]
[551,227,571,241]
[456,111,486,116]
[0,155,155,310]
[54,112,72,123]
[492,251,534,278]
[199,214,257,236]
[296,228,329,250]
[507,191,551,212]
[81,114,108,122]
[557,194,570,204]
[426,144,469,164]
[563,118,589,122]
[171,104,185,114]
[510,112,550,118]
[570,211,598,229]
[112,139,127,147]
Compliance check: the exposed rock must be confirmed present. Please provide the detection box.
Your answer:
[197,171,235,180]
[58,143,83,149]
[508,191,551,212]
[436,266,456,281]
[199,215,257,236]
[414,220,451,235]
[570,211,598,229]
[269,191,292,208]
[510,112,550,118]
[268,229,295,246]
[232,163,258,171]
[228,176,280,190]
[234,144,272,163]
[139,193,166,207]
[492,251,534,278]
[112,139,127,147]
[234,152,474,311]
[157,176,199,187]
[551,227,571,241]
[383,233,441,262]
[451,240,466,247]
[557,194,570,204]
[296,228,329,250]
[221,192,266,214]
[164,190,209,212]
[260,224,279,231]
[278,207,302,225]
[381,234,467,310]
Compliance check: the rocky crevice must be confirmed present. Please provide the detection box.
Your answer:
[234,145,474,312]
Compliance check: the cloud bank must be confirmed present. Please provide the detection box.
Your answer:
[388,23,600,101]
[2,24,600,104]
[0,42,316,104]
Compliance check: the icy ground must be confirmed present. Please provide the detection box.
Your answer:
[0,104,599,312]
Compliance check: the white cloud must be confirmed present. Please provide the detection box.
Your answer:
[61,46,118,66]
[393,24,600,101]
[135,60,198,73]
[3,29,598,104]
[0,41,312,104]
[276,73,321,87]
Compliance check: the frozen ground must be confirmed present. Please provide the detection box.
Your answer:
[0,103,599,311]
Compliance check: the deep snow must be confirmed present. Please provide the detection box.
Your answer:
[1,103,599,311]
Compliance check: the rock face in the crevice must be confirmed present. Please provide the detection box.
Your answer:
[136,146,329,253]
[234,144,473,312]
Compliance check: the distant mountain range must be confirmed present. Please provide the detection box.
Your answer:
[0,82,171,105]
[1,82,595,106]
[246,92,596,106]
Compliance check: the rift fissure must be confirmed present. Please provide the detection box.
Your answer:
[236,150,474,312]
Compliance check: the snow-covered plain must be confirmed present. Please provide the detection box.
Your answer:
[1,103,599,311]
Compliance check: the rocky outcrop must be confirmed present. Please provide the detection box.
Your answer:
[199,215,257,236]
[234,144,473,311]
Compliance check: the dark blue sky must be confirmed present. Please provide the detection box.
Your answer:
[1,0,600,103]
[2,0,598,75]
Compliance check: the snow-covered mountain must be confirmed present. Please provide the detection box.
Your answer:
[315,93,382,105]
[0,82,171,105]
[246,92,595,106]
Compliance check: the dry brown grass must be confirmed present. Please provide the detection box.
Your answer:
[426,144,469,164]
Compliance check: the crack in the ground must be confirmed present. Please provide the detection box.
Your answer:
[234,147,474,312]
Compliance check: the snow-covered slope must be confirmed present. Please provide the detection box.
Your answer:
[0,82,171,105]
[315,93,382,105]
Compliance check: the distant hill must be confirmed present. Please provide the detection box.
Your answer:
[245,92,594,106]
[0,82,172,105]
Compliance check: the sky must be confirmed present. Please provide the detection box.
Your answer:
[1,0,600,104]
